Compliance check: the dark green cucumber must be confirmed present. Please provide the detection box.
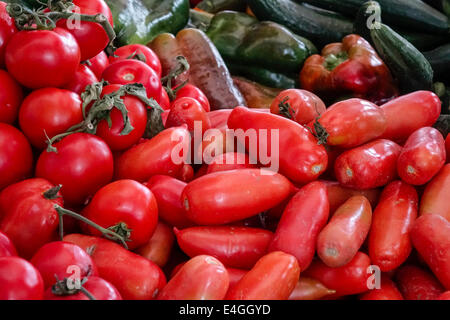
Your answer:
[423,44,450,80]
[247,0,353,47]
[227,63,298,89]
[195,0,246,13]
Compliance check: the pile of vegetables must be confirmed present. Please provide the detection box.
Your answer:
[0,0,449,301]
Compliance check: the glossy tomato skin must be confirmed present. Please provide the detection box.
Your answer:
[0,1,17,68]
[57,0,113,61]
[0,69,23,124]
[0,178,64,259]
[380,91,441,142]
[182,169,293,225]
[0,256,44,300]
[368,181,418,272]
[64,233,166,300]
[44,276,122,300]
[410,214,450,289]
[158,255,229,300]
[159,88,170,110]
[311,98,386,148]
[109,44,162,78]
[0,123,33,191]
[288,277,336,300]
[82,179,158,250]
[208,110,232,130]
[226,251,300,300]
[419,164,450,221]
[19,88,83,149]
[174,84,210,113]
[359,275,403,300]
[395,265,445,300]
[268,181,329,271]
[270,89,326,125]
[115,126,191,182]
[136,222,175,268]
[36,133,114,207]
[438,291,450,300]
[166,97,211,134]
[317,196,372,268]
[5,28,80,89]
[95,84,148,151]
[102,59,162,102]
[0,231,17,257]
[30,241,98,288]
[174,226,273,269]
[87,51,109,79]
[397,127,446,185]
[227,107,328,184]
[63,64,98,95]
[334,139,402,190]
[206,152,257,174]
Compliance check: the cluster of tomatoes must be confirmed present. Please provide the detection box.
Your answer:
[1,0,450,301]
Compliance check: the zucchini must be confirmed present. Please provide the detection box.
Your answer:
[227,63,298,89]
[423,44,450,80]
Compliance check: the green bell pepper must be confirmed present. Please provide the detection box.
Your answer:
[105,0,190,46]
[195,0,246,13]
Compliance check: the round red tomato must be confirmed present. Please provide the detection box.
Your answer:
[87,51,109,79]
[174,84,210,112]
[109,44,162,78]
[159,88,171,110]
[63,64,99,95]
[19,88,83,150]
[0,231,17,258]
[166,97,211,134]
[5,28,80,89]
[0,69,23,124]
[0,1,17,68]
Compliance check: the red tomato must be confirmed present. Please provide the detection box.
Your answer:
[0,123,33,191]
[226,268,247,294]
[174,83,210,113]
[419,164,450,221]
[115,126,190,182]
[0,1,17,68]
[178,163,194,182]
[87,51,109,79]
[182,169,293,225]
[159,88,171,110]
[206,152,257,174]
[359,275,404,300]
[368,181,418,272]
[146,175,194,229]
[136,222,175,268]
[439,291,450,300]
[44,276,122,300]
[446,134,450,163]
[158,255,229,300]
[95,84,148,151]
[81,179,158,250]
[109,44,162,78]
[0,69,23,124]
[174,226,273,269]
[410,214,450,289]
[226,251,300,300]
[303,252,372,298]
[335,139,402,190]
[196,127,236,164]
[227,107,328,184]
[380,91,441,142]
[64,233,166,300]
[57,0,114,61]
[288,277,336,300]
[0,231,17,257]
[5,28,80,89]
[317,196,372,268]
[268,181,329,271]
[63,64,98,95]
[309,98,387,148]
[36,133,114,207]
[270,89,326,125]
[0,256,44,300]
[18,88,83,149]
[397,127,446,185]
[102,59,162,102]
[30,241,98,289]
[208,109,232,130]
[395,265,445,300]
[0,178,64,259]
[166,97,211,134]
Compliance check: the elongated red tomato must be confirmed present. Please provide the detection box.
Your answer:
[208,109,232,130]
[227,107,328,184]
[0,69,23,124]
[226,251,300,300]
[136,222,175,268]
[0,178,63,259]
[419,164,450,221]
[317,196,372,268]
[335,139,402,190]
[115,126,190,182]
[109,44,162,78]
[157,255,229,300]
[288,277,336,300]
[81,180,158,250]
[410,214,450,289]
[446,134,450,163]
[206,152,257,174]
[397,127,446,185]
[380,91,441,142]
[182,169,293,225]
[303,252,371,298]
[45,276,122,300]
[368,181,418,272]
[359,275,403,300]
[439,291,450,300]
[174,226,273,269]
[310,98,386,148]
[395,265,445,300]
[63,234,166,300]
[268,181,329,271]
[0,231,17,258]
[226,268,247,294]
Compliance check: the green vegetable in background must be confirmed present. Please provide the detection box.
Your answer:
[195,0,246,13]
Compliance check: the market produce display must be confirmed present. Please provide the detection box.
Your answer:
[0,0,450,302]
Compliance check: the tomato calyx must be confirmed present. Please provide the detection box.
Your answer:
[42,184,63,200]
[162,55,190,101]
[51,270,96,300]
[107,222,132,244]
[278,97,295,120]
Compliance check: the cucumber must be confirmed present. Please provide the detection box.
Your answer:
[247,0,353,47]
[423,44,450,80]
[196,0,246,13]
[227,63,298,89]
